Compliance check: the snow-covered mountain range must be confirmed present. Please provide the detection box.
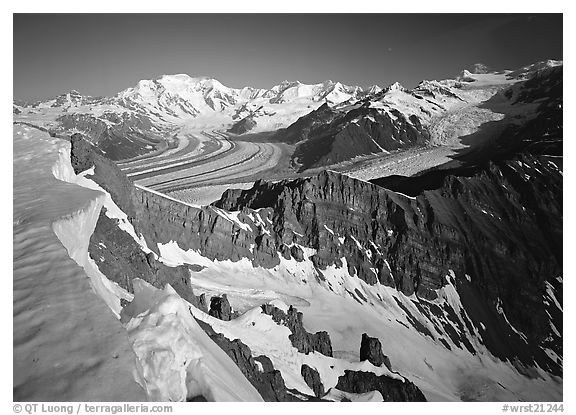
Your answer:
[13,59,562,165]
[14,74,383,160]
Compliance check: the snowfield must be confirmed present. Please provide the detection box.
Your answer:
[189,299,405,397]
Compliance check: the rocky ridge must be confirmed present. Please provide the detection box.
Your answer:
[360,333,392,370]
[261,304,333,357]
[277,97,430,171]
[336,370,426,402]
[74,136,429,401]
[79,112,562,376]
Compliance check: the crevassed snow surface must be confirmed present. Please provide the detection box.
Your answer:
[13,125,145,401]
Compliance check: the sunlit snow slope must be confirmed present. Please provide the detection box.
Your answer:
[13,124,145,401]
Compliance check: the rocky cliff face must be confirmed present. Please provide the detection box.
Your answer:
[58,111,167,160]
[215,155,561,374]
[336,370,426,402]
[89,207,203,308]
[79,124,561,378]
[261,304,333,357]
[74,142,432,401]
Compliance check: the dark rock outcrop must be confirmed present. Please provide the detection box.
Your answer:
[89,208,203,308]
[209,294,232,321]
[70,133,95,174]
[274,100,429,171]
[335,370,426,402]
[228,115,257,135]
[360,333,391,371]
[301,364,324,398]
[198,293,209,313]
[261,304,333,357]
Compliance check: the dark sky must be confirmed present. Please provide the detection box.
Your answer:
[13,14,563,101]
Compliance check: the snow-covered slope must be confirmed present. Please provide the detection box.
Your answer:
[13,124,145,401]
[117,74,369,133]
[121,280,263,401]
[153,238,562,402]
[117,75,250,119]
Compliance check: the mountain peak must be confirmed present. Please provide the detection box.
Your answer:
[384,82,405,92]
[467,63,491,74]
[506,59,563,80]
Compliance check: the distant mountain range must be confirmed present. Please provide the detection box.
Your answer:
[13,60,562,166]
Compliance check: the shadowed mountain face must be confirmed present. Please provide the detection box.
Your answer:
[57,111,168,160]
[285,103,430,171]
